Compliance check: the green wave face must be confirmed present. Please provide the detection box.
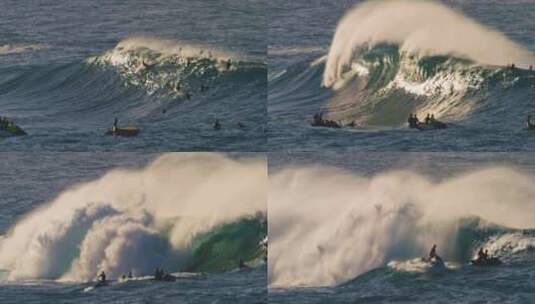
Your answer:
[185,215,267,272]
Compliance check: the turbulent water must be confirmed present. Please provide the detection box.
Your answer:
[268,0,535,151]
[0,153,267,303]
[268,152,535,303]
[0,0,266,151]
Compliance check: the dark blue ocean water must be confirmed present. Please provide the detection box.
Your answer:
[268,152,535,304]
[268,0,535,152]
[0,153,267,303]
[0,0,266,151]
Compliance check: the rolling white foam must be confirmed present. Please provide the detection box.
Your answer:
[0,153,266,282]
[269,166,535,287]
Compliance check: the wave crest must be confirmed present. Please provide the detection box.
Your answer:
[323,0,535,89]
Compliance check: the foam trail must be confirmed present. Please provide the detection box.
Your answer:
[269,166,535,288]
[0,44,46,55]
[0,153,266,282]
[323,0,535,88]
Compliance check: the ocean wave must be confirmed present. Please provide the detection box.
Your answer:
[87,37,266,98]
[0,153,267,282]
[268,166,535,288]
[323,0,535,89]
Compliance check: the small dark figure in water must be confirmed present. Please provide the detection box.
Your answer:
[162,109,167,114]
[184,92,191,100]
[526,115,534,129]
[98,271,106,282]
[530,65,533,71]
[430,114,436,123]
[128,271,133,279]
[213,119,221,130]
[200,84,208,92]
[237,122,245,129]
[239,258,246,269]
[226,59,232,70]
[112,118,118,132]
[155,267,162,280]
[511,63,516,70]
[477,247,488,261]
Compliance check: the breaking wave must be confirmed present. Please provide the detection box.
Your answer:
[268,166,535,287]
[0,153,267,282]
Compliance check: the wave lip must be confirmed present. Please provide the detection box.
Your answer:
[323,0,535,89]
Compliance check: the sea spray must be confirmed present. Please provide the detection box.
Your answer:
[268,166,535,287]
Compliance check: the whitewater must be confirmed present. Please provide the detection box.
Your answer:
[268,152,535,303]
[0,152,267,303]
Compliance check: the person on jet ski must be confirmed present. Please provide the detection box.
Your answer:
[429,244,442,262]
[98,271,106,282]
[407,114,413,127]
[408,114,420,128]
[425,114,432,125]
[477,247,488,261]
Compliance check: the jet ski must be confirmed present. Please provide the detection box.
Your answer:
[311,121,342,129]
[93,280,109,288]
[105,126,140,137]
[416,121,447,131]
[470,257,502,266]
[421,256,446,272]
[154,273,177,282]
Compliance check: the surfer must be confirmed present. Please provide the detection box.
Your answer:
[226,59,232,70]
